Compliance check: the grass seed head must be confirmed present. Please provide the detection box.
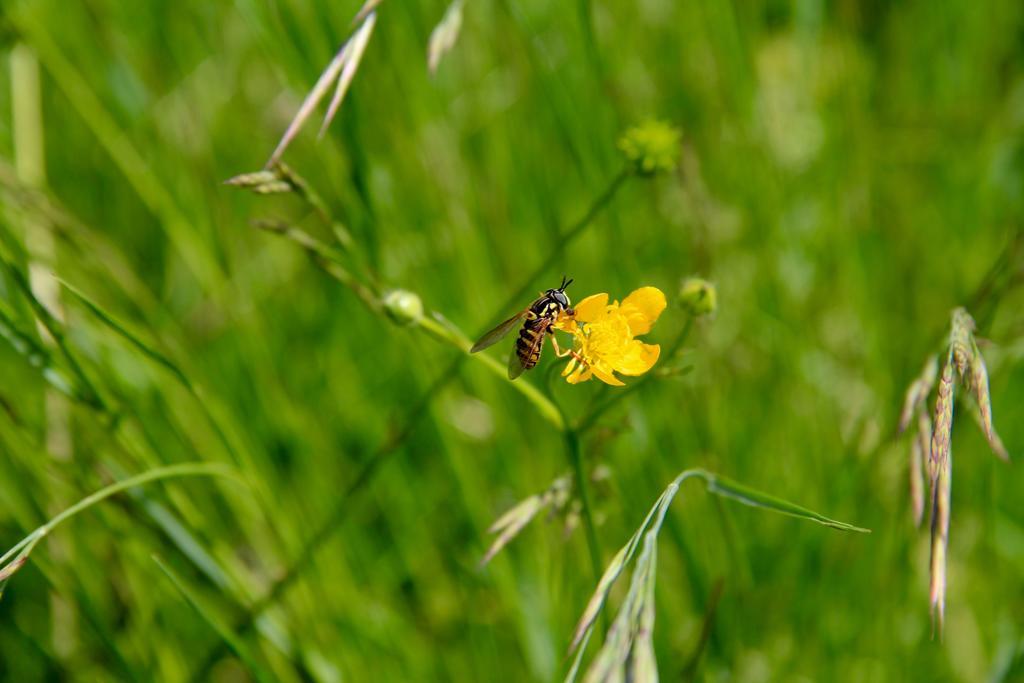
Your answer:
[967,339,1009,461]
[949,307,976,380]
[929,353,955,485]
[899,353,938,434]
[265,9,378,167]
[910,411,930,527]
[929,450,952,636]
[918,307,1008,633]
[480,476,571,566]
[224,169,293,194]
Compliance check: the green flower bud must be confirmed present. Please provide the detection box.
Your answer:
[617,120,682,175]
[382,289,424,326]
[678,277,717,317]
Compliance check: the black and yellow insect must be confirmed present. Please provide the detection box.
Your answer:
[470,277,576,380]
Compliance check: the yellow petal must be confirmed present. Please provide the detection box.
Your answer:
[615,341,660,376]
[620,286,666,335]
[552,316,578,334]
[567,365,593,384]
[591,364,625,386]
[573,293,609,323]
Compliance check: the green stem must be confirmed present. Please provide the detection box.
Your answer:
[1,256,107,410]
[12,11,220,289]
[0,463,235,570]
[187,358,463,681]
[546,369,603,589]
[255,220,381,308]
[418,315,563,429]
[487,169,629,327]
[568,427,604,588]
[153,556,274,683]
[681,578,725,681]
[195,168,629,676]
[575,0,607,90]
[269,162,388,294]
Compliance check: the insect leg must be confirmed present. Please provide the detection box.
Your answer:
[549,334,587,365]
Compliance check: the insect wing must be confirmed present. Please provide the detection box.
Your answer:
[470,311,528,353]
[507,346,528,380]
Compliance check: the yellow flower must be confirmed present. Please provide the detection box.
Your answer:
[554,286,666,386]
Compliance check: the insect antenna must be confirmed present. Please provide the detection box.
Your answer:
[560,276,573,291]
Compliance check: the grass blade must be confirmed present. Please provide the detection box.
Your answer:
[0,298,78,399]
[0,463,236,582]
[566,469,867,681]
[700,471,871,533]
[153,556,273,683]
[56,277,193,391]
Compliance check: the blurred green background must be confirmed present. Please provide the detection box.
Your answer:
[1,0,1024,680]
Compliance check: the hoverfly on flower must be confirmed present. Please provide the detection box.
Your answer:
[553,286,666,386]
[470,276,581,380]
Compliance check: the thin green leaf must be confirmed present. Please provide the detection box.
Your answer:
[0,254,104,407]
[0,298,78,398]
[566,469,867,682]
[56,277,194,391]
[701,472,871,533]
[0,463,236,578]
[153,556,273,683]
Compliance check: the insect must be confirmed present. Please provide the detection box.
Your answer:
[470,276,580,380]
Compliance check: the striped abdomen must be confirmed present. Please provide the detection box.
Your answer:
[516,317,551,370]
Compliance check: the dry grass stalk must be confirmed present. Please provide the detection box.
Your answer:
[427,0,465,75]
[581,527,659,683]
[320,13,377,139]
[480,476,571,566]
[266,10,378,167]
[353,0,385,24]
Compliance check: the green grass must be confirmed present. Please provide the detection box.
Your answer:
[2,0,1024,680]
